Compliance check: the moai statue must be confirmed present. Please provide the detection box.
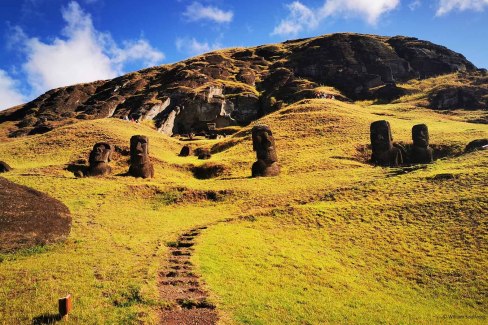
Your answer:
[251,125,280,177]
[128,135,154,178]
[411,124,433,164]
[370,120,403,167]
[88,142,113,176]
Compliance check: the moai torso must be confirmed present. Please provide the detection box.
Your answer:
[88,142,113,176]
[128,135,154,178]
[251,125,280,177]
[411,124,433,164]
[370,120,403,167]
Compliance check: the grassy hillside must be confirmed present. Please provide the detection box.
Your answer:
[0,96,486,324]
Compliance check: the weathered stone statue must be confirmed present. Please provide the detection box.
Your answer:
[88,142,113,176]
[370,120,403,167]
[411,124,433,164]
[0,161,12,173]
[251,125,280,177]
[128,135,154,178]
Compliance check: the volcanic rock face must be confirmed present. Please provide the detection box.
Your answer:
[0,177,72,252]
[0,33,479,137]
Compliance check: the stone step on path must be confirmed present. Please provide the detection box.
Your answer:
[159,226,218,325]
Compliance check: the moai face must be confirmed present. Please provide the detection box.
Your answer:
[252,125,278,163]
[412,124,429,148]
[130,135,149,165]
[370,120,393,153]
[89,143,112,164]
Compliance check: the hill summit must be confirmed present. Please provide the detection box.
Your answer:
[0,33,485,138]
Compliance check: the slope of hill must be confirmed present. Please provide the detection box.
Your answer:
[0,91,486,323]
[1,33,485,140]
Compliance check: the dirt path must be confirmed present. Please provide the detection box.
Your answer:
[159,225,218,324]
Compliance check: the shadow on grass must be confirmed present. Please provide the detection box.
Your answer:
[32,313,62,324]
[220,176,253,180]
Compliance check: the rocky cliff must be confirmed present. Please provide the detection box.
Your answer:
[0,33,482,137]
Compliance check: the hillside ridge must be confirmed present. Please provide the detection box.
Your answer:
[0,32,485,138]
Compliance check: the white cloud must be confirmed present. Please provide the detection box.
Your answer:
[272,1,319,36]
[272,0,400,36]
[436,0,488,15]
[0,70,26,110]
[409,0,422,10]
[11,1,164,96]
[175,37,222,56]
[183,2,233,23]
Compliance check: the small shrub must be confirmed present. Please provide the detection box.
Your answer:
[191,163,226,179]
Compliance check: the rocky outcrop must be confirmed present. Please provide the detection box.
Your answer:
[427,71,488,110]
[0,33,479,137]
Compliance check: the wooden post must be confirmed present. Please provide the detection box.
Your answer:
[59,294,72,319]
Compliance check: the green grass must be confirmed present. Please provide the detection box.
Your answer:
[196,152,487,324]
[0,96,487,324]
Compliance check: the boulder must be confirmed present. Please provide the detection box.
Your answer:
[0,161,12,173]
[465,139,488,153]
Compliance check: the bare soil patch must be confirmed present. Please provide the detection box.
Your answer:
[159,226,218,324]
[0,177,71,253]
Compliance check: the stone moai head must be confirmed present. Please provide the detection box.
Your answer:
[129,135,154,178]
[87,142,113,176]
[370,120,393,153]
[130,135,149,165]
[412,124,429,148]
[89,142,113,165]
[252,125,278,163]
[370,120,404,167]
[251,125,280,177]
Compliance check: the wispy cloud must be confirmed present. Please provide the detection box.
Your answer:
[409,0,422,10]
[436,0,488,15]
[272,0,400,36]
[0,70,26,110]
[175,37,222,56]
[9,1,164,96]
[183,2,233,23]
[272,1,319,36]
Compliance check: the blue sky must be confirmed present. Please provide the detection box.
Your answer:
[1,0,487,110]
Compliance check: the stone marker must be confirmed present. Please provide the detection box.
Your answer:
[88,142,113,176]
[411,124,433,163]
[251,125,280,177]
[128,135,154,178]
[370,120,403,167]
